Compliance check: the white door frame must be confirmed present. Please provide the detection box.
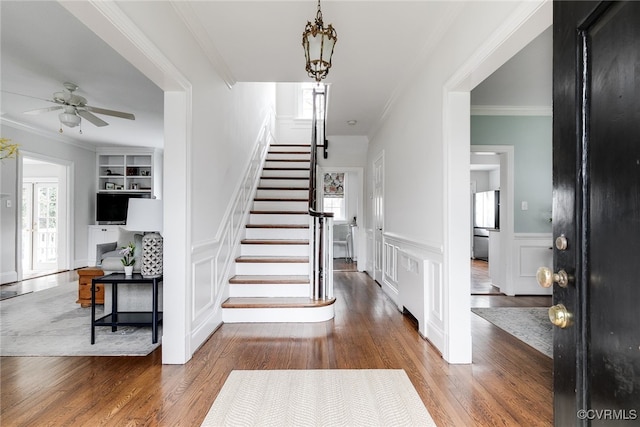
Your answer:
[18,152,73,281]
[470,146,515,294]
[318,166,365,270]
[372,151,385,283]
[441,1,552,363]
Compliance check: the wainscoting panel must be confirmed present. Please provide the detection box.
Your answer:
[189,117,273,352]
[365,229,374,274]
[511,233,553,295]
[383,233,445,353]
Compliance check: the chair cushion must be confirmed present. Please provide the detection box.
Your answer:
[101,232,143,272]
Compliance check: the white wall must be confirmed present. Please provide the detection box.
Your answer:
[94,1,277,364]
[365,0,549,363]
[0,124,96,282]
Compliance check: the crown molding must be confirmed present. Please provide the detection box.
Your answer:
[0,117,96,152]
[471,105,552,116]
[370,2,464,140]
[171,1,236,89]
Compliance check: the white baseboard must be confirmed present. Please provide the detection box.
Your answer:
[1,271,18,285]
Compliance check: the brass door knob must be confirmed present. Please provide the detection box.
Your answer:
[536,267,569,288]
[549,304,572,328]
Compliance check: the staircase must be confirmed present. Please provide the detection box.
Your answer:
[222,144,335,323]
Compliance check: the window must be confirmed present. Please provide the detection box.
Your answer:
[298,82,325,119]
[323,172,346,220]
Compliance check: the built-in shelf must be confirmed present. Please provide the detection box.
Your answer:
[97,152,154,194]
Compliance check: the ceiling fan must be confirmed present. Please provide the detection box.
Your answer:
[22,82,135,131]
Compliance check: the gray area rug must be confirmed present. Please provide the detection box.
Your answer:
[0,279,160,356]
[201,370,436,427]
[472,307,552,358]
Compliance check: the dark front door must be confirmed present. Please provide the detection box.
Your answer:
[553,1,640,425]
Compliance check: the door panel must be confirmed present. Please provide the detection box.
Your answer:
[372,153,384,283]
[33,183,58,271]
[553,1,640,424]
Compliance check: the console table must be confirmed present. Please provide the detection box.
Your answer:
[91,273,163,344]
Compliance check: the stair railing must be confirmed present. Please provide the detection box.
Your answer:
[309,85,334,301]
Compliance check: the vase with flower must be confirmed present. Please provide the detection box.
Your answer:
[119,242,136,276]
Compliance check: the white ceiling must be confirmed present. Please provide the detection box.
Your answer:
[1,1,551,150]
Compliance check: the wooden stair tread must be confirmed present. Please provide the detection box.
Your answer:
[222,297,335,309]
[263,167,310,171]
[250,210,308,215]
[230,275,310,284]
[246,224,309,229]
[265,159,310,162]
[258,186,309,191]
[254,198,309,202]
[241,239,309,245]
[235,256,309,263]
[270,144,311,147]
[260,176,308,180]
[268,151,310,155]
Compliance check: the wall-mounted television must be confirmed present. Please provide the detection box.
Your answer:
[96,193,150,224]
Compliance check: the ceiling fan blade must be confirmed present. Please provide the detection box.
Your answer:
[77,110,109,127]
[24,106,63,115]
[85,105,135,120]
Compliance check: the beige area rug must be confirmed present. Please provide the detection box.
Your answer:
[0,278,160,356]
[201,369,436,427]
[472,307,552,358]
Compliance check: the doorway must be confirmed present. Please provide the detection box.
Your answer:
[372,152,384,284]
[470,153,501,295]
[20,156,70,280]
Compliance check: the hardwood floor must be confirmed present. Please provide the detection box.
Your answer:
[470,259,501,294]
[0,271,552,426]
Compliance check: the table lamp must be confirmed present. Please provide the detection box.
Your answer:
[125,198,163,278]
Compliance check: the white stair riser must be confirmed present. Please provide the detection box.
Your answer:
[235,262,309,275]
[250,213,309,225]
[269,146,311,153]
[222,305,334,323]
[245,227,309,240]
[253,200,307,211]
[257,189,309,199]
[241,244,309,257]
[262,169,309,178]
[259,179,309,188]
[267,153,310,161]
[264,161,310,169]
[229,283,309,298]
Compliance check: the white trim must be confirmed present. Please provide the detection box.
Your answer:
[170,1,236,89]
[17,151,74,280]
[371,2,464,141]
[0,119,96,152]
[471,105,552,116]
[441,0,552,364]
[383,232,443,255]
[471,145,515,296]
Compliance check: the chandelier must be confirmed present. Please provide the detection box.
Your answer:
[302,0,337,82]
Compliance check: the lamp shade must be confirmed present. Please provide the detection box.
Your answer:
[125,198,163,233]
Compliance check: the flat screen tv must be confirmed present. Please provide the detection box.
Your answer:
[96,193,150,224]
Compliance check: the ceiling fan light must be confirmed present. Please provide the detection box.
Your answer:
[59,112,80,128]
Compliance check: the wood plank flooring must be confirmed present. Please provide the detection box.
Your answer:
[0,270,552,426]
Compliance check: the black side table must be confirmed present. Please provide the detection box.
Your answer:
[91,273,163,344]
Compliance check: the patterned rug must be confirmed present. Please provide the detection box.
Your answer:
[0,279,160,356]
[201,370,436,427]
[472,307,552,358]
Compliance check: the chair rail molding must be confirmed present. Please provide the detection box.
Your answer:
[381,233,446,355]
